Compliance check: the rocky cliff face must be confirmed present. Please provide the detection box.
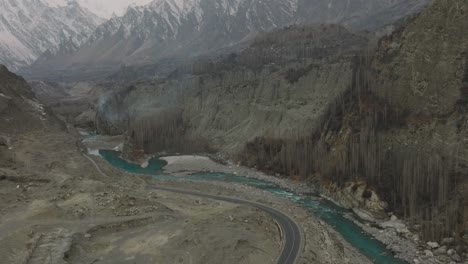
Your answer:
[0,64,58,168]
[0,65,45,133]
[371,0,468,116]
[96,24,368,150]
[367,0,468,243]
[238,0,468,244]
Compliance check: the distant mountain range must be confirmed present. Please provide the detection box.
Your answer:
[5,0,431,81]
[0,0,104,71]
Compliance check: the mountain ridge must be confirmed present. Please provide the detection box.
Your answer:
[24,0,432,81]
[0,0,104,71]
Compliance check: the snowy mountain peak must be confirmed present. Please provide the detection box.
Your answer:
[149,0,196,12]
[0,0,104,71]
[43,0,155,18]
[42,0,70,7]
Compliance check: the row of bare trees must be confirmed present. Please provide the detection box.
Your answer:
[238,50,465,241]
[241,103,463,241]
[128,108,212,155]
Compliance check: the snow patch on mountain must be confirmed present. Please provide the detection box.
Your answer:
[43,0,69,7]
[0,0,104,71]
[0,31,33,63]
[43,0,155,18]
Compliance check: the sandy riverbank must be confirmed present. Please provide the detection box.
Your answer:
[156,154,460,264]
[82,140,373,264]
[0,129,283,264]
[160,155,240,176]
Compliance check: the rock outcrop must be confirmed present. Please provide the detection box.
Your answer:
[0,65,45,133]
[372,0,468,115]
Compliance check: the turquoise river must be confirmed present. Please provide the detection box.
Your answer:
[99,149,408,264]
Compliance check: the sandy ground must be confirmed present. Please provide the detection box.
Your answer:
[0,124,283,264]
[157,154,468,264]
[161,155,231,176]
[86,139,372,264]
[0,117,374,264]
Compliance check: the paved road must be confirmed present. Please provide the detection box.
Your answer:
[152,186,302,264]
[84,154,302,264]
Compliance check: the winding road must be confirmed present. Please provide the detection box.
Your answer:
[152,186,302,264]
[84,154,302,264]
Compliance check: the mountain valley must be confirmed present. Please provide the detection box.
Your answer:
[0,0,467,263]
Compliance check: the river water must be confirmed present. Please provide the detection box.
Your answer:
[99,149,407,264]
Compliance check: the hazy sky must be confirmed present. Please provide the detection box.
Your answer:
[45,0,154,18]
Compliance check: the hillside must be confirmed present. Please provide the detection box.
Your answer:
[0,65,45,136]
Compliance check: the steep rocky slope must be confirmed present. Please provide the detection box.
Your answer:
[243,0,468,248]
[29,80,112,129]
[94,0,468,255]
[0,65,45,135]
[367,0,468,243]
[372,0,468,115]
[25,0,431,81]
[95,24,368,151]
[0,0,103,72]
[240,0,468,246]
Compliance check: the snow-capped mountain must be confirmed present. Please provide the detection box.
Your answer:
[26,0,431,80]
[42,0,154,19]
[0,0,104,71]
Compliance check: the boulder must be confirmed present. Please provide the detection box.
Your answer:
[381,218,410,234]
[435,245,447,255]
[451,254,461,262]
[442,237,455,245]
[0,135,11,147]
[427,242,440,249]
[353,208,378,223]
